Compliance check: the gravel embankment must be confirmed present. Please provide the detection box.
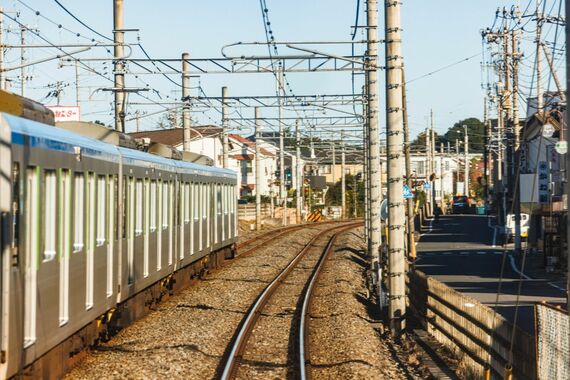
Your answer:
[308,227,431,379]
[65,223,330,380]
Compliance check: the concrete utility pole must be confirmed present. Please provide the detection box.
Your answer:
[20,27,25,97]
[455,139,460,194]
[278,67,287,226]
[296,119,302,224]
[385,0,406,335]
[341,130,346,218]
[0,9,4,90]
[332,142,336,185]
[536,3,543,113]
[484,97,489,201]
[402,68,416,264]
[425,127,431,213]
[75,60,81,117]
[255,107,262,231]
[222,86,229,168]
[353,174,358,218]
[113,0,125,132]
[182,52,191,152]
[430,110,436,207]
[512,30,522,254]
[561,0,570,336]
[367,0,383,304]
[541,44,567,103]
[464,125,469,196]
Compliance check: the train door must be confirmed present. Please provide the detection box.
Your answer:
[143,178,150,278]
[24,167,39,349]
[0,120,14,378]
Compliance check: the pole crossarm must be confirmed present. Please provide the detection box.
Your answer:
[62,55,377,74]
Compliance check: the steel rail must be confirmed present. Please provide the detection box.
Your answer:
[221,221,361,380]
[298,223,362,379]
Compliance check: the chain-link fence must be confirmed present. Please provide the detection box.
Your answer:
[535,303,569,380]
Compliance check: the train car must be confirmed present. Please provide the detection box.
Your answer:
[0,110,237,378]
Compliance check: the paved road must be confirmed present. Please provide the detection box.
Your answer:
[416,214,567,334]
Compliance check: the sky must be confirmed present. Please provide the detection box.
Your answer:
[2,0,565,141]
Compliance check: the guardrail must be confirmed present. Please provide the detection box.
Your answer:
[408,270,536,379]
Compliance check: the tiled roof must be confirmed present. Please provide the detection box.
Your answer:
[129,126,223,146]
[231,154,254,160]
[229,134,275,157]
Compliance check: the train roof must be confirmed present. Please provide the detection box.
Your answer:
[4,113,236,179]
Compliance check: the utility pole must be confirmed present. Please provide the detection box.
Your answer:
[296,119,302,224]
[367,0,383,306]
[135,110,140,132]
[353,175,358,218]
[255,107,261,231]
[75,60,81,118]
[402,67,416,264]
[430,110,436,207]
[20,27,25,97]
[332,142,336,185]
[182,52,191,152]
[385,0,406,335]
[341,130,346,218]
[277,67,287,226]
[425,126,431,213]
[464,125,469,196]
[484,97,489,201]
[565,0,570,335]
[0,9,4,90]
[512,30,522,254]
[222,86,229,168]
[113,0,125,132]
[536,3,543,113]
[455,139,460,194]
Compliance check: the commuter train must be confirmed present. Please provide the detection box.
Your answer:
[0,90,238,378]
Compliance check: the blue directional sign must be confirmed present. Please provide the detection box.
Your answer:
[403,184,414,199]
[423,182,431,191]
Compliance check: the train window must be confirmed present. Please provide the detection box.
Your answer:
[59,169,71,325]
[73,173,85,252]
[24,167,39,347]
[86,173,96,309]
[107,176,115,297]
[135,179,143,236]
[184,183,190,223]
[201,183,207,220]
[43,170,57,262]
[217,184,222,216]
[193,183,199,221]
[150,180,157,232]
[96,176,107,246]
[162,181,169,229]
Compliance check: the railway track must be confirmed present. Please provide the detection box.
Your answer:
[236,220,340,256]
[221,221,363,379]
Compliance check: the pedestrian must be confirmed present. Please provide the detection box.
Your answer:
[434,204,441,223]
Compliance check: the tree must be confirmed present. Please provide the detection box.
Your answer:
[444,118,485,154]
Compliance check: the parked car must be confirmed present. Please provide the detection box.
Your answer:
[505,213,530,240]
[451,195,470,214]
[238,198,249,204]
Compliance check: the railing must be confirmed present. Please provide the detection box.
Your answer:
[408,270,536,379]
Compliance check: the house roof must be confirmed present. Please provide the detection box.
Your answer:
[229,134,275,157]
[129,125,223,146]
[231,154,255,160]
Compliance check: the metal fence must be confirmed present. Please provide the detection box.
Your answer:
[408,270,536,379]
[535,302,569,380]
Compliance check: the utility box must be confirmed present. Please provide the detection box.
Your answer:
[308,175,327,190]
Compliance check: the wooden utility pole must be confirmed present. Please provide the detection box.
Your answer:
[182,52,191,152]
[367,0,382,295]
[113,0,125,132]
[385,0,406,335]
[402,68,416,264]
[222,86,229,168]
[255,107,261,231]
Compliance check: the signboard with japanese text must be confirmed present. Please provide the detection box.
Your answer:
[538,161,549,204]
[47,106,80,122]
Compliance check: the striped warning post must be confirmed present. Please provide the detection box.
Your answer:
[306,209,323,222]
